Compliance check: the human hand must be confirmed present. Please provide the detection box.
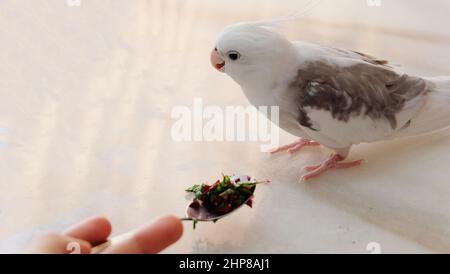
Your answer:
[25,215,183,254]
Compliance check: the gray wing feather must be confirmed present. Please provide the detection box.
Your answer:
[292,58,428,130]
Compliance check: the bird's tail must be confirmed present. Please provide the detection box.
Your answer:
[393,76,450,139]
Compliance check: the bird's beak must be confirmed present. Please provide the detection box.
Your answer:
[211,48,225,72]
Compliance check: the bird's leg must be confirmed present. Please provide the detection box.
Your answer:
[269,138,320,155]
[301,148,364,181]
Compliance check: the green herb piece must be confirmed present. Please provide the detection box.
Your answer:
[186,184,205,200]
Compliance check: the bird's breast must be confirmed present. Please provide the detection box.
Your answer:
[241,84,306,137]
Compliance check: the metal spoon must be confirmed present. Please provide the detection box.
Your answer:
[91,197,254,254]
[92,179,266,253]
[91,195,255,254]
[180,194,255,223]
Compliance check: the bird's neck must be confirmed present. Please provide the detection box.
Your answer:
[239,52,300,107]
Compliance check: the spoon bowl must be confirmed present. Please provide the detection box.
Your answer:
[180,174,270,223]
[181,195,254,222]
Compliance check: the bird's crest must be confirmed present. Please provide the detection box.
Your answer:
[226,0,321,34]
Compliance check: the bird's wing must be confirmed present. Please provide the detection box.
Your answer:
[329,47,390,67]
[292,53,428,148]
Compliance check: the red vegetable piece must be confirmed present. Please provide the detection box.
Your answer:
[189,200,200,209]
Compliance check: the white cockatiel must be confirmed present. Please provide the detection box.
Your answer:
[210,20,450,181]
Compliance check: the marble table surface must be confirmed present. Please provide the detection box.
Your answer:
[1,0,450,253]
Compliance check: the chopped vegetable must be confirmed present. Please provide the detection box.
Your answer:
[186,175,261,217]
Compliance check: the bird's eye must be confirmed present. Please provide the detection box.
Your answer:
[227,51,240,61]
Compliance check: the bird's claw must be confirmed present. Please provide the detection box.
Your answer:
[301,154,364,182]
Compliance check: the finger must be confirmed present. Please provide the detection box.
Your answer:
[103,215,183,254]
[26,233,92,254]
[63,216,112,245]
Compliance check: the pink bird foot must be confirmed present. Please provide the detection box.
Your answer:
[270,139,320,155]
[301,154,364,181]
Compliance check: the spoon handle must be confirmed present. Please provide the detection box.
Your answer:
[91,240,112,254]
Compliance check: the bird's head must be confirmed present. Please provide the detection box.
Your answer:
[211,21,297,87]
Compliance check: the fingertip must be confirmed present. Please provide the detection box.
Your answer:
[90,216,113,238]
[64,216,112,244]
[133,215,183,253]
[159,215,184,241]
